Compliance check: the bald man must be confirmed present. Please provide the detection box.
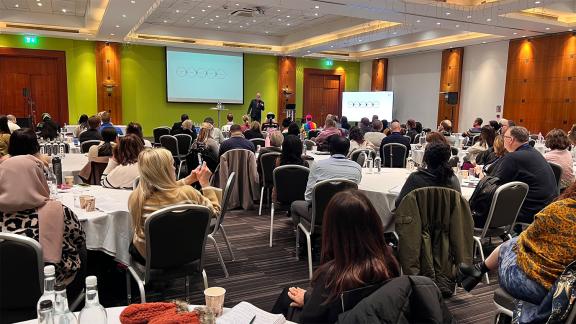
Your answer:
[380,121,411,162]
[247,92,265,122]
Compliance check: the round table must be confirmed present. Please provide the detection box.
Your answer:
[62,154,89,184]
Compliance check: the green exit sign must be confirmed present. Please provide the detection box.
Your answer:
[24,36,38,44]
[325,59,333,67]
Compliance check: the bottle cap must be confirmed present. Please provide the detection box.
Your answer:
[54,283,66,292]
[44,265,55,276]
[39,300,53,310]
[85,275,97,286]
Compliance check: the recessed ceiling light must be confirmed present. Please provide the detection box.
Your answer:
[201,9,206,12]
[467,15,472,19]
[570,29,574,32]
[278,18,282,21]
[436,22,441,25]
[330,45,334,47]
[110,33,115,36]
[14,4,19,7]
[522,35,526,37]
[163,20,167,23]
[228,20,232,23]
[455,24,460,27]
[235,3,239,6]
[130,0,135,3]
[209,18,214,21]
[307,50,311,53]
[314,13,319,16]
[122,14,127,18]
[217,26,221,29]
[513,32,518,35]
[277,9,281,12]
[62,8,67,13]
[286,15,290,18]
[486,18,492,21]
[315,5,319,9]
[191,17,195,19]
[535,1,541,3]
[115,25,120,28]
[207,5,211,8]
[482,41,487,44]
[446,12,451,15]
[215,15,219,18]
[252,19,256,22]
[286,23,290,26]
[37,2,42,6]
[175,9,180,13]
[205,22,209,25]
[265,31,269,34]
[416,20,421,22]
[545,27,550,30]
[392,32,397,34]
[187,20,190,22]
[239,25,243,27]
[358,39,362,42]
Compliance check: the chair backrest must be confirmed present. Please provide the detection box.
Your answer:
[153,127,171,144]
[413,134,420,144]
[174,134,193,158]
[548,162,563,192]
[144,204,211,281]
[273,165,310,204]
[381,143,407,168]
[211,172,236,237]
[480,182,529,238]
[304,139,315,150]
[89,161,109,185]
[350,149,376,165]
[160,135,179,157]
[249,138,265,148]
[0,233,43,314]
[260,152,281,187]
[450,146,459,156]
[81,140,101,153]
[311,179,358,230]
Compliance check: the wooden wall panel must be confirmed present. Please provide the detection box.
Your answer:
[278,56,296,119]
[96,42,122,124]
[504,33,576,134]
[437,48,464,132]
[371,58,388,91]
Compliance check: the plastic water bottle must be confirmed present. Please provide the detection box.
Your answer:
[52,156,63,187]
[46,140,53,156]
[46,167,58,198]
[37,265,56,315]
[38,300,55,324]
[367,155,374,174]
[360,152,368,168]
[375,156,382,173]
[54,284,77,324]
[78,276,107,324]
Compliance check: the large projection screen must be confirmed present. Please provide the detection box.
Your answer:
[341,91,394,122]
[166,47,244,104]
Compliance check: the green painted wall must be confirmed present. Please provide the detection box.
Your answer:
[121,45,278,135]
[0,35,97,122]
[295,57,360,119]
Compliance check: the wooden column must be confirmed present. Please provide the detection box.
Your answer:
[437,48,464,132]
[371,58,388,91]
[278,56,296,119]
[96,42,122,124]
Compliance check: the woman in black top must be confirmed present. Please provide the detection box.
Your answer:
[243,121,264,140]
[340,116,351,130]
[272,190,400,323]
[395,142,461,207]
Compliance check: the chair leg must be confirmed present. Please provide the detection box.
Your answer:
[259,187,264,215]
[185,276,190,303]
[295,225,300,260]
[202,269,208,290]
[269,203,275,247]
[220,225,235,261]
[305,231,313,280]
[127,266,146,303]
[473,236,490,284]
[178,160,184,179]
[208,235,229,278]
[126,270,132,304]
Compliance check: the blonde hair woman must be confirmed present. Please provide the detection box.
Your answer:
[241,115,251,133]
[191,122,219,158]
[128,148,222,261]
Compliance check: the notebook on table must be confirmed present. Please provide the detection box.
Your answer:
[216,301,285,324]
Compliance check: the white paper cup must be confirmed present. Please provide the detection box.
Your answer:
[204,287,226,317]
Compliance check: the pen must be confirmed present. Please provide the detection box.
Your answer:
[249,315,256,324]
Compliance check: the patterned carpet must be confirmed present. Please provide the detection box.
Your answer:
[93,207,500,323]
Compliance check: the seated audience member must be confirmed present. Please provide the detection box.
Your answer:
[99,111,123,135]
[170,113,189,135]
[415,121,423,134]
[287,123,300,137]
[459,181,576,322]
[359,117,373,134]
[371,115,379,126]
[101,134,144,189]
[568,123,576,146]
[240,115,251,133]
[73,114,89,138]
[462,117,483,137]
[348,126,375,156]
[291,137,362,227]
[273,190,400,323]
[494,126,557,223]
[219,124,255,156]
[7,114,20,134]
[544,129,575,190]
[0,155,86,285]
[280,118,292,134]
[406,119,418,142]
[128,148,222,262]
[204,117,224,144]
[180,119,197,141]
[475,135,506,176]
[221,113,234,132]
[364,120,386,148]
[382,119,390,133]
[467,125,496,163]
[0,115,11,157]
[276,135,308,168]
[380,121,411,160]
[262,113,279,131]
[340,116,351,130]
[5,128,50,166]
[395,143,460,207]
[258,131,283,176]
[79,116,103,143]
[302,115,317,132]
[437,119,452,136]
[126,122,152,147]
[332,115,341,129]
[88,127,117,159]
[38,113,60,140]
[191,122,220,159]
[314,118,342,148]
[244,121,264,140]
[426,132,449,145]
[489,120,501,134]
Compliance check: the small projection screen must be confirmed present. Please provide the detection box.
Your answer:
[341,91,394,122]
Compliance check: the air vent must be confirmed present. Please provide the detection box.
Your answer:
[223,43,272,50]
[318,51,350,57]
[310,0,347,6]
[5,23,79,33]
[137,35,196,44]
[229,6,265,18]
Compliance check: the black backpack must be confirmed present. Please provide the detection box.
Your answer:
[469,176,501,222]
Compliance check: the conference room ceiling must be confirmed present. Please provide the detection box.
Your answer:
[0,0,575,60]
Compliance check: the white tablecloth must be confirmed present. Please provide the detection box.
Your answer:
[62,154,89,184]
[57,185,133,264]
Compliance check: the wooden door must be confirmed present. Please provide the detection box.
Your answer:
[303,69,345,125]
[0,73,30,117]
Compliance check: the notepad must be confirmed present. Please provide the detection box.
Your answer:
[216,301,285,324]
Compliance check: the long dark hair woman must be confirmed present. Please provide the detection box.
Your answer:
[97,127,118,157]
[272,190,400,323]
[395,142,460,207]
[74,114,89,138]
[276,135,308,167]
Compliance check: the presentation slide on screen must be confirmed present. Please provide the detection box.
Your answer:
[166,47,244,104]
[342,91,393,122]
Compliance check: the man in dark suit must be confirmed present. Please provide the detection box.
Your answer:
[171,113,189,135]
[247,92,265,122]
[380,121,411,162]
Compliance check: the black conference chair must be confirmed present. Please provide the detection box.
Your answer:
[381,143,407,168]
[126,204,211,303]
[160,135,186,179]
[0,233,43,323]
[270,165,310,247]
[350,149,376,166]
[249,138,266,148]
[153,127,171,146]
[80,140,100,154]
[296,179,358,279]
[548,162,563,194]
[207,172,236,278]
[87,160,109,185]
[259,152,281,215]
